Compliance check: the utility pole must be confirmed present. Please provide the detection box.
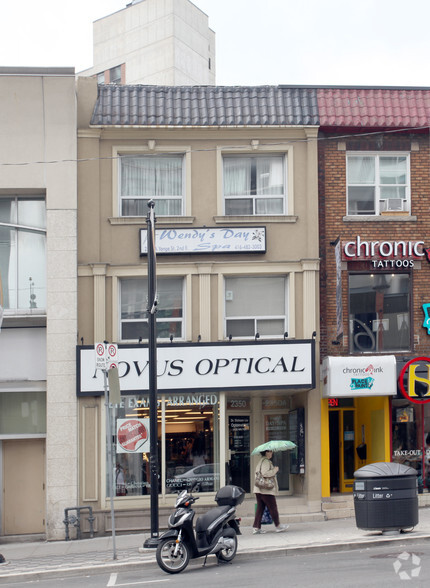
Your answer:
[144,200,159,548]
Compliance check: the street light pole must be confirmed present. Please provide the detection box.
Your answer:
[144,200,159,548]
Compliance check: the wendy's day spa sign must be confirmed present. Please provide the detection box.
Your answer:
[77,340,315,396]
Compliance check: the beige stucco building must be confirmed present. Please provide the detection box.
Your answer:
[80,0,216,86]
[0,68,77,540]
[77,78,321,533]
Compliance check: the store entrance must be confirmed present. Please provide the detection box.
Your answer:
[228,415,250,492]
[329,405,356,493]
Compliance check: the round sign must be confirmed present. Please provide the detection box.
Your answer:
[96,343,105,356]
[117,419,148,452]
[399,357,430,404]
[108,345,117,358]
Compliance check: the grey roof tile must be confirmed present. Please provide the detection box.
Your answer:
[91,85,319,126]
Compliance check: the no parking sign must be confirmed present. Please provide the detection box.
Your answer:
[94,342,118,371]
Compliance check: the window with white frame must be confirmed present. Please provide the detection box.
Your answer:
[120,277,184,341]
[223,155,286,215]
[119,154,184,217]
[0,197,46,311]
[347,153,410,215]
[225,276,288,338]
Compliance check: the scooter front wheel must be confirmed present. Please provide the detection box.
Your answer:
[217,530,237,562]
[156,538,191,574]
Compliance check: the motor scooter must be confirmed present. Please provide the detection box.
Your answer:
[155,483,244,574]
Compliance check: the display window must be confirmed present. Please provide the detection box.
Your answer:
[392,398,430,491]
[108,393,220,497]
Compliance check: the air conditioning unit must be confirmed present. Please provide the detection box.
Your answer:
[379,198,405,212]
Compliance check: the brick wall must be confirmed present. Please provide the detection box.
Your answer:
[319,131,430,360]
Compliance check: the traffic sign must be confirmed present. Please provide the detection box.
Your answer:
[95,342,107,370]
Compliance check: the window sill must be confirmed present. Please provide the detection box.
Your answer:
[343,215,416,222]
[214,215,298,224]
[109,216,195,226]
[2,314,46,328]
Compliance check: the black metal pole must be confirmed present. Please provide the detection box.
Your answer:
[144,200,159,546]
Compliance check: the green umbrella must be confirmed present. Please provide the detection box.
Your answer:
[251,440,297,455]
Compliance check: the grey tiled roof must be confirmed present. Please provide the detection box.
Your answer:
[90,85,319,126]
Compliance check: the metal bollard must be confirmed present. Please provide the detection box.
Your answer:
[63,506,95,540]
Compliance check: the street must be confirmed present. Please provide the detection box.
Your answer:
[1,540,429,587]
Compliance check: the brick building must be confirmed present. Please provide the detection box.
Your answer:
[318,87,430,498]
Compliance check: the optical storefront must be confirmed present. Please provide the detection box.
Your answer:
[78,340,314,501]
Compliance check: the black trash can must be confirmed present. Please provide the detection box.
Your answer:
[353,462,418,531]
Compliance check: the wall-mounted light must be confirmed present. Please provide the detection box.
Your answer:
[170,334,174,343]
[255,332,260,341]
[283,332,288,340]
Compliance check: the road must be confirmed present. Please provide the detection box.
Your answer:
[1,541,429,587]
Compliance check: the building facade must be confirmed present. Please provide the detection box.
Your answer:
[0,68,78,539]
[80,0,216,86]
[318,87,430,498]
[77,79,321,532]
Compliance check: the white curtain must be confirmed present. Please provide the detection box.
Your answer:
[223,158,251,196]
[348,157,375,184]
[121,156,182,196]
[256,157,284,195]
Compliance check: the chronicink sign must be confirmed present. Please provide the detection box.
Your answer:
[77,340,315,396]
[140,226,266,255]
[323,355,396,398]
[342,236,428,268]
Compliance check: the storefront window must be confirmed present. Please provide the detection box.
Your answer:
[349,273,410,353]
[264,411,290,491]
[109,394,220,497]
[392,399,430,492]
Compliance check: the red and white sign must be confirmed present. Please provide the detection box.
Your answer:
[116,418,150,453]
[94,342,119,371]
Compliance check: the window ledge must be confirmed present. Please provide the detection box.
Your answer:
[343,215,416,222]
[214,215,298,224]
[109,216,195,226]
[2,314,46,328]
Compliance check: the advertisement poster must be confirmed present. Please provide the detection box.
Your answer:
[116,418,150,454]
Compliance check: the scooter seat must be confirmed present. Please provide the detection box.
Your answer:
[195,505,231,534]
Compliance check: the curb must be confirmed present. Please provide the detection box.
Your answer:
[1,533,430,583]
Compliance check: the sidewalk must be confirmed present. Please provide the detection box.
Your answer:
[1,508,430,582]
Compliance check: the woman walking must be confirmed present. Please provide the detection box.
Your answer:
[253,450,288,534]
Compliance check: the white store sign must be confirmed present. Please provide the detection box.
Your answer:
[140,226,266,255]
[322,355,397,398]
[78,340,315,395]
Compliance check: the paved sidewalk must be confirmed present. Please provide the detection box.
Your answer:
[1,508,430,582]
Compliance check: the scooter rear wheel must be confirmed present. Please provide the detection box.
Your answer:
[156,538,191,574]
[217,530,237,562]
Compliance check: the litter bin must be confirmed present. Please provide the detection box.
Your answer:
[353,462,418,531]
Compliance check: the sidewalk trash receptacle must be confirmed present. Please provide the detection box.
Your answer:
[353,462,418,531]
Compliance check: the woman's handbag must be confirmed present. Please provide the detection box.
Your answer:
[254,460,275,490]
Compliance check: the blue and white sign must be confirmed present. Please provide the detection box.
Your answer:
[140,227,266,255]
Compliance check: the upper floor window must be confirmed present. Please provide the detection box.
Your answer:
[225,275,288,338]
[349,273,410,353]
[0,197,46,311]
[120,277,184,341]
[119,155,184,217]
[223,155,286,215]
[347,153,410,216]
[109,65,122,84]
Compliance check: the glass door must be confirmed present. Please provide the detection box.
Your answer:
[329,405,356,493]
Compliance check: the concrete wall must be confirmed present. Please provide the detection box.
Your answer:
[81,0,216,85]
[0,69,77,540]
